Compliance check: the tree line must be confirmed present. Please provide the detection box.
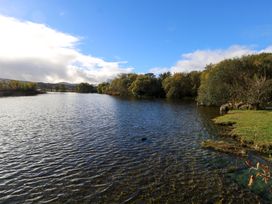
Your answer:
[2,53,272,106]
[0,80,37,92]
[36,82,97,93]
[0,80,98,95]
[97,72,201,99]
[97,53,272,107]
[0,80,40,96]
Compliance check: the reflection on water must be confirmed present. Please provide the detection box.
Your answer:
[0,93,267,203]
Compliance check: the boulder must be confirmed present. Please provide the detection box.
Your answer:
[234,102,244,109]
[239,103,254,110]
[220,103,233,115]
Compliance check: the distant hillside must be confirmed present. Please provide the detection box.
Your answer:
[37,82,77,92]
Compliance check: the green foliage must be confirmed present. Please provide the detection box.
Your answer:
[129,74,163,98]
[0,80,39,96]
[97,73,164,97]
[0,80,37,92]
[108,73,137,96]
[97,53,272,103]
[197,53,272,106]
[162,71,201,99]
[76,83,97,93]
[97,82,110,94]
[97,71,200,99]
[159,72,172,81]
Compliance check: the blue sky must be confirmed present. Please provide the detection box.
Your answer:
[0,0,272,83]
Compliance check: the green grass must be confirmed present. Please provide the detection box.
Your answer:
[214,110,272,146]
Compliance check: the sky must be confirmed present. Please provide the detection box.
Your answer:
[1,0,272,83]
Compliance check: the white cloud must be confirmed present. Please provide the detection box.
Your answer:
[260,46,272,53]
[171,45,255,72]
[150,45,272,74]
[148,67,170,75]
[0,15,133,83]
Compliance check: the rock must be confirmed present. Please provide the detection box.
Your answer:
[219,103,233,115]
[219,102,260,113]
[239,103,254,110]
[234,102,244,109]
[219,102,257,114]
[141,137,147,141]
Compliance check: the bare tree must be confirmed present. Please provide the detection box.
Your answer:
[245,75,272,109]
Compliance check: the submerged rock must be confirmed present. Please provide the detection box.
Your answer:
[201,139,247,157]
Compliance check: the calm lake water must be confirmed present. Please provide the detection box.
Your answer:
[0,93,268,203]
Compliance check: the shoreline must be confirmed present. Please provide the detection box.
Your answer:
[212,110,272,157]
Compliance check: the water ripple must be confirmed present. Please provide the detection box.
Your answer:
[0,94,267,203]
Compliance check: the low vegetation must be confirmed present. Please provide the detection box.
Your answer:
[214,110,272,155]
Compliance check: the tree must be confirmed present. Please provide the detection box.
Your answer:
[97,82,110,94]
[109,73,137,96]
[159,72,172,81]
[244,75,272,108]
[59,84,66,92]
[162,72,201,99]
[129,74,162,98]
[197,53,272,106]
[8,80,20,90]
[76,83,96,93]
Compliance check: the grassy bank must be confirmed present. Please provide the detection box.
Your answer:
[214,110,272,155]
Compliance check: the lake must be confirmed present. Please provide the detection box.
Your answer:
[0,93,267,203]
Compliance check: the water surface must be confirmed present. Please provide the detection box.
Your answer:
[0,93,267,203]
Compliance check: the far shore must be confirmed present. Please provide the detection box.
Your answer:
[0,90,45,97]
